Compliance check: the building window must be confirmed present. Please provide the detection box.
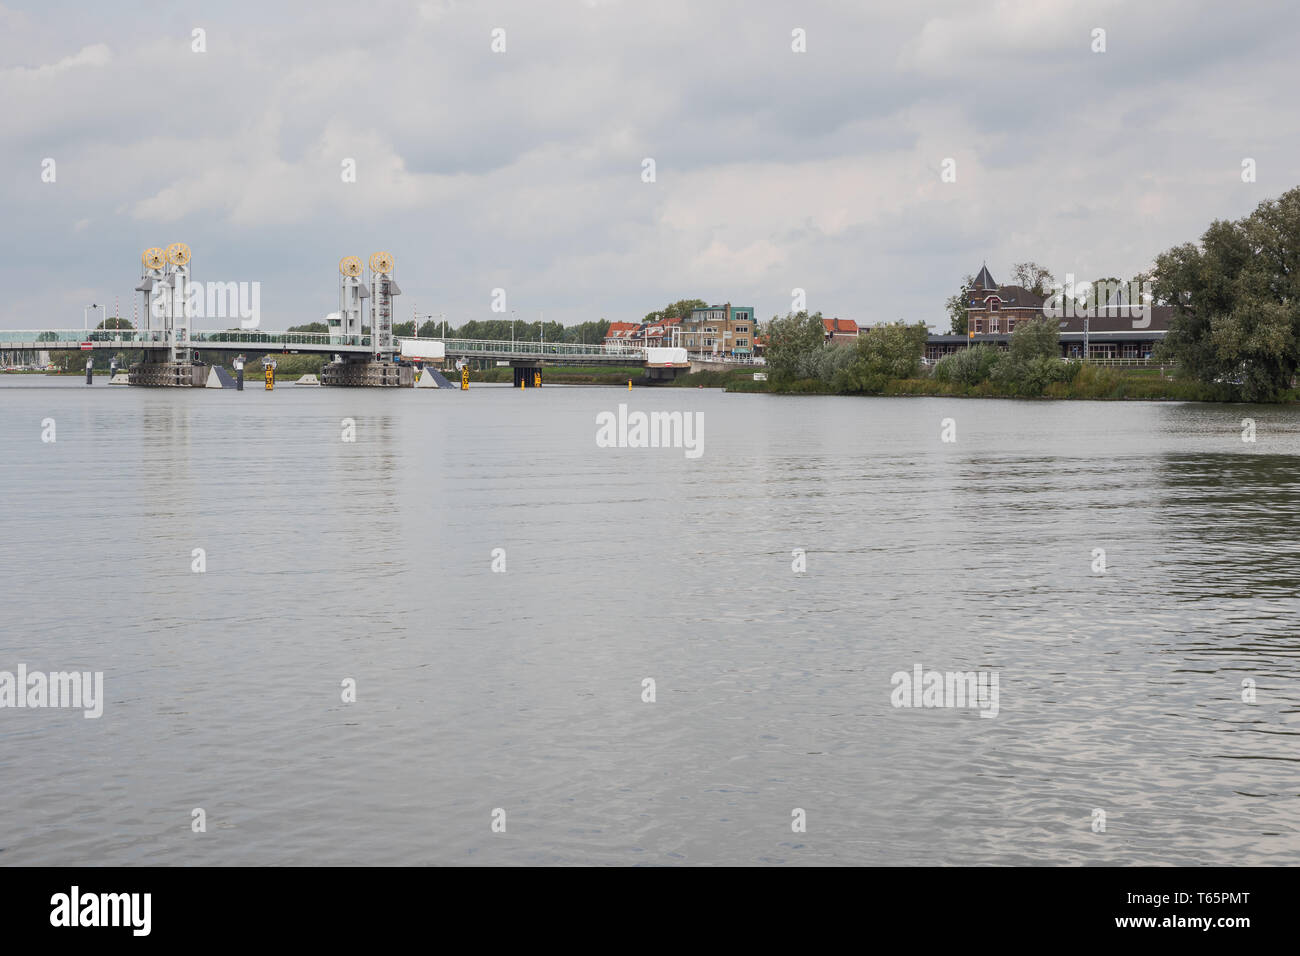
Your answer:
[973,319,983,333]
[1007,319,1016,332]
[990,318,1000,333]
[735,325,748,333]
[988,298,1000,312]
[736,338,748,347]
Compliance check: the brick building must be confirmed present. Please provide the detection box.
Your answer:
[924,265,1172,363]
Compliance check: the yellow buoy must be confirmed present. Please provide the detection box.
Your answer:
[627,380,632,390]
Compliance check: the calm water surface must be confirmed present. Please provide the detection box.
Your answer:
[1,376,1297,865]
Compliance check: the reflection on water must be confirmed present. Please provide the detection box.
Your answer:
[0,379,1296,865]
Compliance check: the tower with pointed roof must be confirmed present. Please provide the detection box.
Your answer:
[971,264,997,291]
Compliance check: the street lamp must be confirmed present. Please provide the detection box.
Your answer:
[511,309,516,348]
[84,303,101,332]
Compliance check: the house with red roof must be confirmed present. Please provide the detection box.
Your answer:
[604,322,639,347]
[822,317,859,344]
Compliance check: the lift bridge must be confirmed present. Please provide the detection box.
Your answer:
[1,247,689,386]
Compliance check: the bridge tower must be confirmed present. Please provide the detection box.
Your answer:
[135,248,165,338]
[319,251,412,386]
[128,243,204,385]
[331,256,366,342]
[368,251,399,360]
[164,243,193,363]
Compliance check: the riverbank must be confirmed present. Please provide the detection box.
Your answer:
[710,365,1291,402]
[20,363,1282,401]
[474,365,644,385]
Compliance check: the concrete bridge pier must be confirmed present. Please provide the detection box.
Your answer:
[321,358,414,387]
[128,359,206,387]
[512,363,543,388]
[641,366,688,383]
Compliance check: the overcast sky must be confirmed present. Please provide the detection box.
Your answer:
[3,0,1297,332]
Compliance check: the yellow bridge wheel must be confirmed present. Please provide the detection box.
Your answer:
[142,247,165,270]
[369,251,394,274]
[339,255,363,277]
[165,242,191,266]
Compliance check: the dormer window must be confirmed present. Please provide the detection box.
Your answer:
[987,297,1001,312]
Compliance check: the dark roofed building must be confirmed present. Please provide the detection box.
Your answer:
[925,265,1171,363]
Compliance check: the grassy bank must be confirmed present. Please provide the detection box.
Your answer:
[667,369,768,390]
[29,361,1280,401]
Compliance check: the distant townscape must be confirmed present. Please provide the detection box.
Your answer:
[6,187,1299,402]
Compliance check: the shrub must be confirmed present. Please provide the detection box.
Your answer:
[933,344,1000,385]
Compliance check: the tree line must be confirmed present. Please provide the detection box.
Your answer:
[1153,186,1300,401]
[765,310,1080,396]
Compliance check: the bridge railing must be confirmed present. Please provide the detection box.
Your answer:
[191,330,371,348]
[0,329,651,357]
[0,329,171,345]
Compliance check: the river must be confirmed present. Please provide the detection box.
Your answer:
[1,376,1297,865]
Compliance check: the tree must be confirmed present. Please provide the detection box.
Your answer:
[1010,262,1055,296]
[96,317,135,330]
[1007,315,1059,364]
[645,299,707,322]
[764,311,826,383]
[288,322,329,333]
[837,322,930,392]
[946,275,975,335]
[933,344,1000,385]
[990,316,1074,395]
[1154,188,1300,401]
[561,320,609,345]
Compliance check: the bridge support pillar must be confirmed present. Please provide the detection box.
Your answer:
[641,366,688,383]
[127,361,206,387]
[512,364,542,388]
[321,360,414,387]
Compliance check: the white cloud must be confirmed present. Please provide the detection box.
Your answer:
[1,0,1297,330]
[1,42,111,80]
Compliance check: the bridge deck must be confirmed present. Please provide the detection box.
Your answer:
[0,332,688,367]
